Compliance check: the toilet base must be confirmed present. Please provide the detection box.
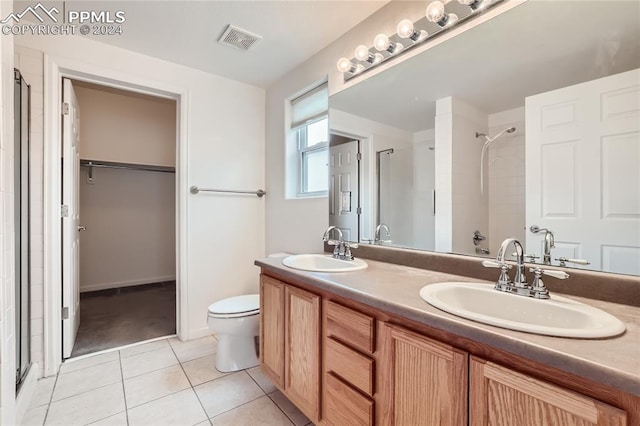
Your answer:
[215,334,259,373]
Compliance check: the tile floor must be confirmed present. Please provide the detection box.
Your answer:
[21,336,312,426]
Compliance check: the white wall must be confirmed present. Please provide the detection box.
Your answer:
[413,129,435,251]
[488,107,525,253]
[74,82,176,167]
[435,97,489,254]
[75,83,176,292]
[79,168,176,292]
[0,1,16,422]
[16,33,265,348]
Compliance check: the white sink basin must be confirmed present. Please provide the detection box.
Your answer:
[419,282,626,339]
[282,254,367,272]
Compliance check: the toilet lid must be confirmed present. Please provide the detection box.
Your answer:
[208,294,259,315]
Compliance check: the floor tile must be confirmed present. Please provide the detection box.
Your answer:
[121,346,178,379]
[194,371,264,418]
[210,395,293,426]
[168,336,217,363]
[28,377,56,408]
[269,390,311,426]
[45,382,125,426]
[87,411,128,425]
[127,388,207,426]
[52,360,121,401]
[247,366,277,394]
[194,421,212,426]
[181,354,229,386]
[21,405,48,426]
[59,351,119,375]
[124,365,190,408]
[120,339,170,359]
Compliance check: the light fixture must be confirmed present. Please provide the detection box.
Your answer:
[354,45,383,64]
[336,0,502,82]
[458,0,487,10]
[426,1,458,27]
[373,33,403,54]
[396,19,428,42]
[336,57,363,74]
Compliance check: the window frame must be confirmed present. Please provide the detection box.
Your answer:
[296,115,329,197]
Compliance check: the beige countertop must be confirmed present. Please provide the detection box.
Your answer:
[255,255,640,397]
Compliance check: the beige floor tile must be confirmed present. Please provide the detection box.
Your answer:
[181,354,229,386]
[52,360,122,401]
[59,351,119,375]
[124,365,190,408]
[45,382,125,426]
[121,346,178,379]
[210,395,293,426]
[127,388,207,426]
[20,405,48,426]
[120,339,170,359]
[194,371,264,418]
[87,411,128,425]
[168,336,217,363]
[194,422,212,426]
[28,377,56,408]
[269,390,311,426]
[247,366,277,394]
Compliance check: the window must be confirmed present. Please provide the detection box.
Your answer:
[291,83,328,196]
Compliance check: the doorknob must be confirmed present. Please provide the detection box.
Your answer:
[78,226,86,232]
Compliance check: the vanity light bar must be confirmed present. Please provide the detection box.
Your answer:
[337,0,502,81]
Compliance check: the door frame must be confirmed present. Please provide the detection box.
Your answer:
[42,54,188,376]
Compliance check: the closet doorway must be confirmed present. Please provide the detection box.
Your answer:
[62,79,177,358]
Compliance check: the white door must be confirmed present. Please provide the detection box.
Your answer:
[329,140,359,242]
[526,69,640,274]
[62,78,81,358]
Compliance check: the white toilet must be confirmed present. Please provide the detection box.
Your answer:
[207,294,260,372]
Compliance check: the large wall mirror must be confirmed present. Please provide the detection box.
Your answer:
[328,1,640,276]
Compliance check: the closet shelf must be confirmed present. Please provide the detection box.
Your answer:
[80,159,175,174]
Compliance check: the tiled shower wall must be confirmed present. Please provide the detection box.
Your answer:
[14,46,45,375]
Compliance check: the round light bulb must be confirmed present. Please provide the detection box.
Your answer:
[354,45,371,62]
[373,33,390,52]
[336,57,353,73]
[396,19,415,39]
[458,0,476,4]
[447,13,459,25]
[426,1,446,23]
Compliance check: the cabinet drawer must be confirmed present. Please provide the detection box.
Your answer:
[326,337,374,396]
[324,373,373,426]
[325,301,374,354]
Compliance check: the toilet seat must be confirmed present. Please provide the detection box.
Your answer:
[208,294,259,318]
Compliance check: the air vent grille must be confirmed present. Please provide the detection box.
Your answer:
[218,25,262,51]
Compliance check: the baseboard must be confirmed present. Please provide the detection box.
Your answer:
[15,363,40,425]
[80,275,176,293]
[187,326,213,341]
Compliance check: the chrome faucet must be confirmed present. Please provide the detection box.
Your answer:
[496,238,527,287]
[483,237,570,299]
[374,223,391,244]
[322,226,357,261]
[530,225,555,265]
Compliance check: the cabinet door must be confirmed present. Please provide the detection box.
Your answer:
[259,275,285,388]
[378,322,468,426]
[470,357,627,426]
[285,285,321,423]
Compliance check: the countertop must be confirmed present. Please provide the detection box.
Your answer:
[255,255,640,397]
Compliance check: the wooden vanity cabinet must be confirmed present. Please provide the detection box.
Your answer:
[470,357,628,426]
[259,272,634,426]
[259,275,321,423]
[377,322,468,426]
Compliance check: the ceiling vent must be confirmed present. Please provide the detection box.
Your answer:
[218,25,262,51]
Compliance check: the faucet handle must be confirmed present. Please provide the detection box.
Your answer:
[326,239,340,246]
[555,257,590,266]
[513,252,539,262]
[530,267,569,280]
[482,260,511,269]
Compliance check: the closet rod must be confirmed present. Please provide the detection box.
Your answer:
[190,186,266,198]
[80,159,175,174]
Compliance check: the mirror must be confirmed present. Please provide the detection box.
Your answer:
[329,1,640,275]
